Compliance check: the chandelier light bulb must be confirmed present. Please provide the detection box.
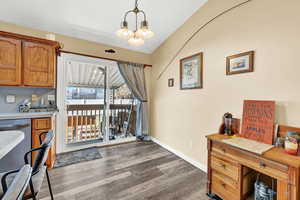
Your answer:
[128,35,145,46]
[116,28,134,39]
[116,21,134,39]
[136,28,154,39]
[136,20,154,39]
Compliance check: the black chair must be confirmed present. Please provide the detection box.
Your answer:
[0,130,55,200]
[24,130,55,200]
[0,165,32,200]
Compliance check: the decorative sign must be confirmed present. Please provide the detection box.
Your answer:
[241,100,275,145]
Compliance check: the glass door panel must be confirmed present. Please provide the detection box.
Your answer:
[65,61,106,144]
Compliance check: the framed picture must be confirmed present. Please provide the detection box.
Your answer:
[226,51,254,75]
[180,52,203,90]
[168,78,174,87]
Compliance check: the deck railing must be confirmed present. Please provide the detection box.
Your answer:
[66,104,136,144]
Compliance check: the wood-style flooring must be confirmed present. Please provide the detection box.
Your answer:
[39,142,208,200]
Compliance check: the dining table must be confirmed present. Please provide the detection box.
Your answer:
[0,130,24,160]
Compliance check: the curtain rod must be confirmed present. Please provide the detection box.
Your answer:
[60,50,152,68]
[156,0,253,80]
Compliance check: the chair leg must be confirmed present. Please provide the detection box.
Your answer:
[45,168,54,200]
[29,180,37,200]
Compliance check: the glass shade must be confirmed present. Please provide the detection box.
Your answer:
[116,28,134,39]
[128,36,144,46]
[136,28,154,39]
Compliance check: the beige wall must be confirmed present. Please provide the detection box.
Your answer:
[0,21,151,65]
[150,0,300,168]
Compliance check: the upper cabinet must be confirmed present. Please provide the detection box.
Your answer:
[0,37,22,86]
[23,42,55,88]
[0,31,60,88]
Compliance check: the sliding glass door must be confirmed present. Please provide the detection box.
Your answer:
[59,53,136,152]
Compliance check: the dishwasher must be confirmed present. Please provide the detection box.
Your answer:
[0,119,31,172]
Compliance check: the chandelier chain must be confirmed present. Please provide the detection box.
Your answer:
[135,0,139,8]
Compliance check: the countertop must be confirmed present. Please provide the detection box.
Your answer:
[0,130,24,159]
[0,111,57,120]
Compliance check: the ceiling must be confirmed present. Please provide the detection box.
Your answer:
[0,0,207,53]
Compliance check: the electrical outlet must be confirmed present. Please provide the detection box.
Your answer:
[31,94,38,102]
[48,95,55,101]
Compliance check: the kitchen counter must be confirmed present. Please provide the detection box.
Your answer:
[0,111,57,120]
[0,130,24,159]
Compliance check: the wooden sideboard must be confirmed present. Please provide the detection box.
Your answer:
[0,31,60,88]
[207,131,300,200]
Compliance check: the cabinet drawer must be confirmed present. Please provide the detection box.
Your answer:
[33,118,51,130]
[212,171,239,200]
[211,155,239,181]
[212,141,289,181]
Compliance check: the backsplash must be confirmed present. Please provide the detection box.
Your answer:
[0,87,56,113]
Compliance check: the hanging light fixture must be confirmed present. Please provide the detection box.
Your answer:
[117,0,154,46]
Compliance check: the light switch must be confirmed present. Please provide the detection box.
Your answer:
[6,95,16,104]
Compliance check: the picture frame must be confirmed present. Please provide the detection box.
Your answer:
[226,51,254,75]
[168,78,174,87]
[180,52,203,90]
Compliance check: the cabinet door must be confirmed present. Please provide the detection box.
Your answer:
[32,118,56,169]
[23,41,56,88]
[0,36,22,86]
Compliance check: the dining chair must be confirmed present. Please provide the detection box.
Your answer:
[0,130,55,200]
[0,164,32,200]
[23,130,55,200]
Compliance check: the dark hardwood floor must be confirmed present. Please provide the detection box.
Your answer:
[39,142,208,200]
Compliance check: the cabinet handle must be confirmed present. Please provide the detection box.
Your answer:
[221,183,226,189]
[221,149,226,153]
[220,164,226,169]
[259,162,266,168]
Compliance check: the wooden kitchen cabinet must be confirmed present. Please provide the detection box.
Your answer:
[0,36,22,86]
[32,117,56,169]
[0,31,60,88]
[23,41,56,88]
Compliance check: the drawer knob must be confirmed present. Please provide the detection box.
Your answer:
[222,149,226,153]
[221,183,226,189]
[259,162,266,168]
[220,164,226,169]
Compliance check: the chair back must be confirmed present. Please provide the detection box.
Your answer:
[1,165,32,200]
[32,130,55,173]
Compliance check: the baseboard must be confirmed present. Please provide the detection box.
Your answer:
[151,137,207,173]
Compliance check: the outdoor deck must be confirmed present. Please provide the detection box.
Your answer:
[66,104,136,144]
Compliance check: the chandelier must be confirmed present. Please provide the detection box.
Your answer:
[116,0,154,46]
